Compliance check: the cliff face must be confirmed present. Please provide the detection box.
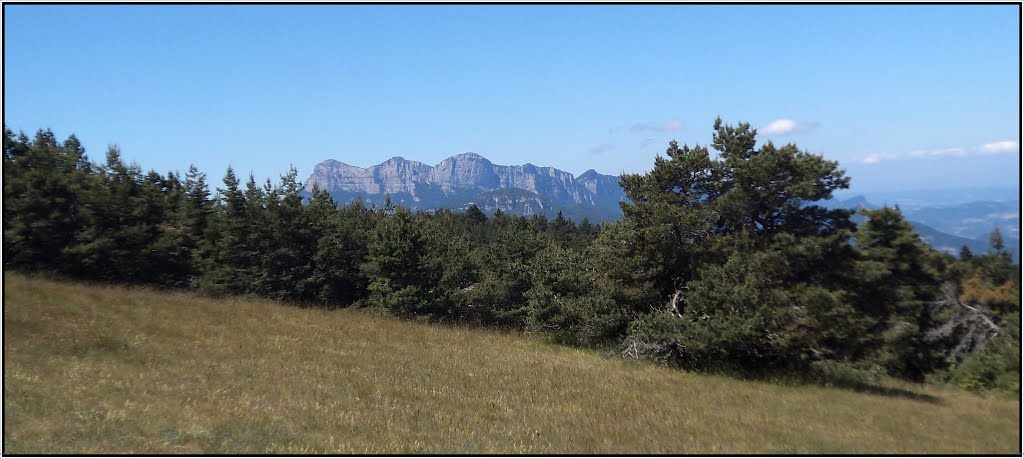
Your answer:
[303,153,627,221]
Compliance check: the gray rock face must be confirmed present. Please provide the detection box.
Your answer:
[430,153,500,192]
[304,153,627,220]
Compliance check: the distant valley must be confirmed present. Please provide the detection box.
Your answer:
[824,195,1019,261]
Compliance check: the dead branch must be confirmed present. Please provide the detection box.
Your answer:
[926,282,1001,362]
[668,288,684,317]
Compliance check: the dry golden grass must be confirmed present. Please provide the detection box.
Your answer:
[3,273,1020,454]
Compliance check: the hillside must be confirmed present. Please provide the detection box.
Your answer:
[3,274,1020,455]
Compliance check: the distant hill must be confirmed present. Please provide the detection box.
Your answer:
[836,187,1019,208]
[824,195,1020,260]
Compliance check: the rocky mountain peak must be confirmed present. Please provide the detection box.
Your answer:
[451,152,485,160]
[303,153,628,221]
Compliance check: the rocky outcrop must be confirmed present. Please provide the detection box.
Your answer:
[304,153,627,220]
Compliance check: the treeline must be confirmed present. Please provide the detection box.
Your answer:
[3,121,1019,392]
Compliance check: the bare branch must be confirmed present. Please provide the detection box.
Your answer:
[926,281,1001,363]
[668,288,685,317]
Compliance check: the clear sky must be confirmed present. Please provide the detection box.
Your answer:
[3,4,1020,193]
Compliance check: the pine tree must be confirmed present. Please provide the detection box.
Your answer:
[466,221,545,328]
[466,204,487,225]
[959,245,974,261]
[255,166,317,301]
[981,227,1015,285]
[854,206,946,380]
[364,205,432,316]
[200,167,254,295]
[62,146,160,282]
[526,242,626,346]
[3,129,92,272]
[617,119,859,373]
[306,186,371,306]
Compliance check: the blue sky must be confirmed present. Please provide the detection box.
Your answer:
[3,5,1020,193]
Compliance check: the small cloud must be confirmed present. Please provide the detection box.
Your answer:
[661,119,684,131]
[639,137,657,149]
[759,118,818,136]
[861,153,897,164]
[630,118,684,133]
[978,140,1019,154]
[864,141,1016,163]
[908,147,967,158]
[587,143,615,155]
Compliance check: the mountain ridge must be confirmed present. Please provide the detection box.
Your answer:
[304,153,627,221]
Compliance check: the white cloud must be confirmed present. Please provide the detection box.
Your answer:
[861,153,897,164]
[861,140,1018,164]
[908,147,967,158]
[759,118,818,136]
[661,119,684,132]
[630,118,684,133]
[978,140,1019,154]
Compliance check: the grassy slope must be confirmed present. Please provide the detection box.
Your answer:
[3,273,1020,454]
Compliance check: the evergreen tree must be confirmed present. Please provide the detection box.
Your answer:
[981,227,1015,285]
[466,204,488,225]
[465,220,544,328]
[617,119,858,373]
[854,206,946,380]
[304,185,370,306]
[959,245,974,261]
[200,167,254,294]
[989,227,1005,253]
[420,210,480,321]
[364,205,433,316]
[526,243,625,346]
[3,129,92,272]
[256,166,317,301]
[63,147,168,283]
[180,164,213,283]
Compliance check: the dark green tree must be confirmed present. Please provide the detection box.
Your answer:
[853,206,946,380]
[3,129,92,272]
[199,166,255,295]
[465,220,545,328]
[364,204,434,316]
[526,242,626,346]
[303,185,371,307]
[618,119,858,373]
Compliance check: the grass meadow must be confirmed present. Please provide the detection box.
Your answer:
[3,273,1020,454]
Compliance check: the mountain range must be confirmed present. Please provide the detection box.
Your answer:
[304,153,1018,259]
[303,153,626,221]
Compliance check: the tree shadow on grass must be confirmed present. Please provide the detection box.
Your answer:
[831,380,944,404]
[686,363,946,405]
